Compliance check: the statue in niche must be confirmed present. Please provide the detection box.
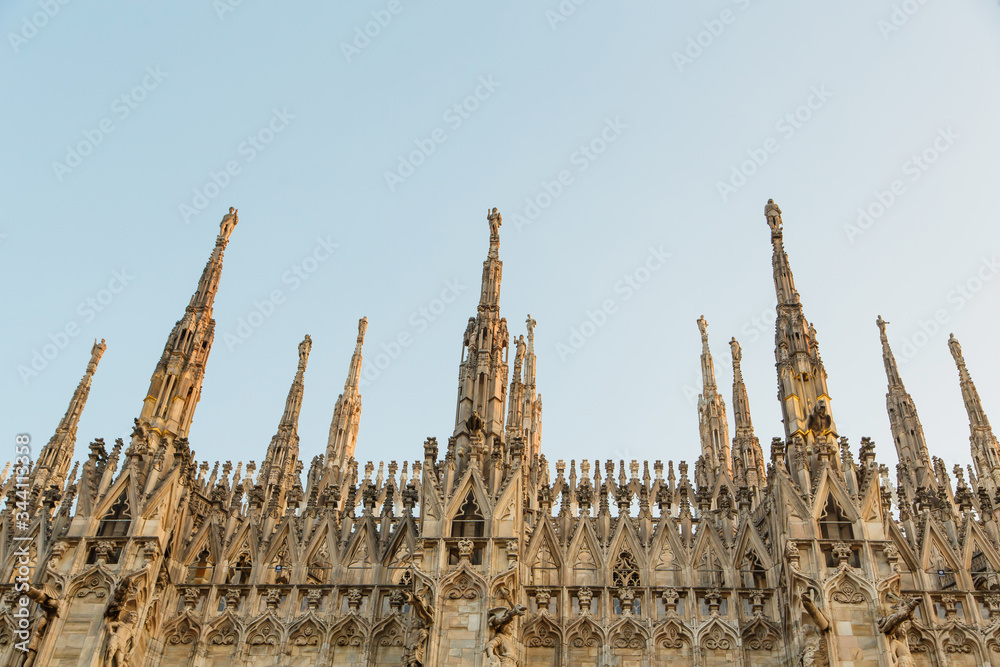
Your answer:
[19,586,60,667]
[402,578,434,666]
[485,587,526,667]
[879,597,919,667]
[807,400,833,436]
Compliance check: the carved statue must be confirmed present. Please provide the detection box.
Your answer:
[402,578,434,665]
[104,616,134,667]
[487,207,502,240]
[21,586,60,667]
[402,617,429,667]
[220,207,239,238]
[807,400,833,436]
[765,198,782,231]
[485,602,526,667]
[886,626,916,667]
[800,624,829,667]
[948,333,963,363]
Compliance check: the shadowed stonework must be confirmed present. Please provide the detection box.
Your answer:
[4,202,1000,666]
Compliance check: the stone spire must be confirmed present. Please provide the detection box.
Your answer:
[453,208,510,478]
[137,208,238,441]
[949,333,1000,492]
[523,315,542,461]
[729,338,765,493]
[877,316,933,492]
[696,316,731,483]
[258,335,312,513]
[504,315,543,462]
[31,339,107,499]
[765,199,836,443]
[326,317,367,475]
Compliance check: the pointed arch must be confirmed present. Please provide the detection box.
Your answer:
[698,616,739,652]
[521,613,561,648]
[245,614,282,649]
[567,616,604,649]
[609,616,648,650]
[205,611,242,648]
[96,488,132,538]
[303,522,336,585]
[443,469,492,537]
[565,519,601,585]
[288,614,325,650]
[525,520,562,586]
[654,616,693,651]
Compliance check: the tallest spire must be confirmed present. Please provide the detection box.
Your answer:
[454,208,510,476]
[765,199,836,443]
[138,208,238,441]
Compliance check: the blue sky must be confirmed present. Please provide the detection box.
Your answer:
[3,1,1000,483]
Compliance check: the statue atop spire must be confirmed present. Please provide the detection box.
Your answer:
[730,337,743,383]
[765,198,782,232]
[221,206,238,240]
[488,207,502,252]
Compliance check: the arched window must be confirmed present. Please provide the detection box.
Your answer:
[742,552,767,589]
[97,492,132,538]
[228,552,253,584]
[451,492,485,538]
[818,497,853,540]
[612,550,641,589]
[187,547,214,584]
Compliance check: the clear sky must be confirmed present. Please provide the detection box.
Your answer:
[3,1,1000,485]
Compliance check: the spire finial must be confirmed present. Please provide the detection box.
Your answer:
[357,316,368,344]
